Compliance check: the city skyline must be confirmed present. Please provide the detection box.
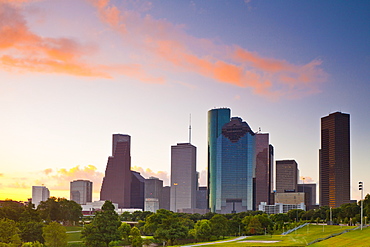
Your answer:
[1,1,369,203]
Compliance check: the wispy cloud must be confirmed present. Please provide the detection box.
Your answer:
[88,0,327,99]
[0,2,165,84]
[1,0,327,99]
[0,3,111,78]
[131,166,170,186]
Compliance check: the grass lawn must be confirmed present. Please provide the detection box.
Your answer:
[311,226,370,246]
[65,226,83,242]
[180,225,355,246]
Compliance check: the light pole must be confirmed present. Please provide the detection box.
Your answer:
[365,216,367,226]
[359,181,363,230]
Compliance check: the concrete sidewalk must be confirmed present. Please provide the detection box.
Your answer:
[181,236,247,246]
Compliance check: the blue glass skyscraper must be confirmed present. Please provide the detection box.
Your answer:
[208,108,231,212]
[208,108,256,213]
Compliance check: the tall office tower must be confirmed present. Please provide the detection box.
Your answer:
[269,145,275,204]
[320,112,350,207]
[213,116,256,213]
[32,186,50,208]
[130,171,145,210]
[70,180,92,205]
[254,133,273,209]
[276,160,298,193]
[170,143,197,212]
[100,134,132,208]
[144,177,163,212]
[208,108,231,212]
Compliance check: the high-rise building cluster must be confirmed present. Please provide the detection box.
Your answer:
[31,108,352,215]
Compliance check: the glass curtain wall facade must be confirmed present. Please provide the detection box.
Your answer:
[216,117,256,213]
[208,108,231,212]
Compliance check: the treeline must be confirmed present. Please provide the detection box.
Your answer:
[0,197,81,246]
[1,194,370,246]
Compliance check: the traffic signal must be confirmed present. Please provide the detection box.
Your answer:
[359,181,363,190]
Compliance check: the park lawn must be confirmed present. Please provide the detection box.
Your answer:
[311,226,370,246]
[181,225,356,246]
[65,226,83,242]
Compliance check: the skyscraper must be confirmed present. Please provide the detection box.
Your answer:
[100,134,132,208]
[209,115,256,213]
[170,143,197,212]
[276,160,298,193]
[145,177,163,212]
[255,133,274,209]
[32,185,50,208]
[130,171,145,210]
[70,180,92,205]
[320,112,350,207]
[208,108,231,212]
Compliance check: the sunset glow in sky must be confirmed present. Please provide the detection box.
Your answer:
[1,0,369,203]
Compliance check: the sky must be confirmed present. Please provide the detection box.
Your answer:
[0,0,369,203]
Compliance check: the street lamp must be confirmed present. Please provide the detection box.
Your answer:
[365,216,367,226]
[359,181,364,230]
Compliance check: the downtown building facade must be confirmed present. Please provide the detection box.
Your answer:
[170,143,197,212]
[32,185,50,208]
[320,112,350,208]
[100,134,145,209]
[276,160,299,193]
[208,108,256,213]
[254,133,274,210]
[70,180,92,205]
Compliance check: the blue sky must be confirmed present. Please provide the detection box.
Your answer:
[0,0,369,202]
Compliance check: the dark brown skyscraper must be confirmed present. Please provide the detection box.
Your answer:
[276,160,298,193]
[320,112,350,208]
[254,133,274,209]
[100,134,132,208]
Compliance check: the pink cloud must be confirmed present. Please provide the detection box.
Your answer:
[0,2,165,84]
[89,0,327,99]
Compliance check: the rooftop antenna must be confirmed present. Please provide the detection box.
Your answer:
[189,114,192,144]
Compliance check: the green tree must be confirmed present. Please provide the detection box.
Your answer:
[210,214,229,239]
[142,209,189,245]
[21,241,43,247]
[38,198,60,222]
[58,199,82,225]
[245,216,263,235]
[118,222,131,242]
[129,227,142,247]
[287,209,304,222]
[81,201,121,247]
[42,221,67,247]
[18,221,45,243]
[194,219,211,241]
[0,218,21,246]
[0,200,25,222]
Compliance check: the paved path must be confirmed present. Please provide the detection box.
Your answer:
[181,236,247,246]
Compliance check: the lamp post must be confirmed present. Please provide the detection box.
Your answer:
[359,181,363,230]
